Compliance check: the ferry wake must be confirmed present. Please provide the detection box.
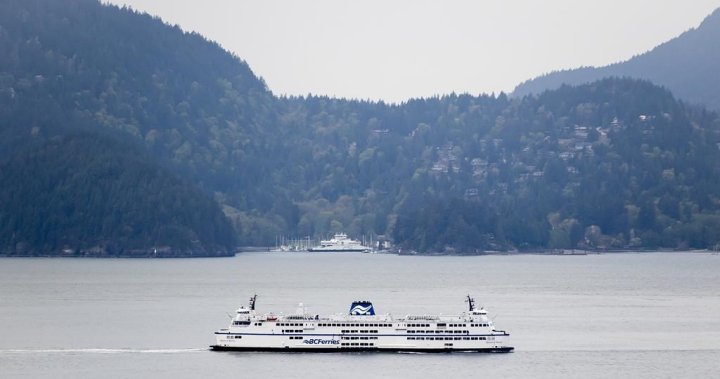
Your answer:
[211,295,513,353]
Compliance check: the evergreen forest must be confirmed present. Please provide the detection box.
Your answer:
[2,0,720,255]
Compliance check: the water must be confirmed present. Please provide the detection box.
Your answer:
[1,252,719,378]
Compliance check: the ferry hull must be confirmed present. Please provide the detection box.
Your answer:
[210,345,514,353]
[214,295,513,355]
[307,248,370,253]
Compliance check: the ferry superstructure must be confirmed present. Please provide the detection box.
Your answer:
[307,233,371,253]
[211,295,513,353]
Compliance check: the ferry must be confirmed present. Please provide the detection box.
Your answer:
[307,233,371,253]
[211,295,513,353]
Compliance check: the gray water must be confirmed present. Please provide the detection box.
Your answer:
[1,252,719,378]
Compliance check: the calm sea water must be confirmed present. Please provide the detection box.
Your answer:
[1,252,719,378]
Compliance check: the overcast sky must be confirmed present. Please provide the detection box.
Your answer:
[106,0,720,103]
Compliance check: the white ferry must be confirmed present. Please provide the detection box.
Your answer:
[307,233,371,253]
[211,295,513,353]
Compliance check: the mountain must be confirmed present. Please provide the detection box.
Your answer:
[0,0,242,256]
[2,0,720,254]
[0,132,237,256]
[512,8,720,111]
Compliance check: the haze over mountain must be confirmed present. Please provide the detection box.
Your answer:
[513,8,720,111]
[2,0,720,255]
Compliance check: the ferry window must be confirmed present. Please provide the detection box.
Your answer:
[437,323,446,327]
[427,337,434,340]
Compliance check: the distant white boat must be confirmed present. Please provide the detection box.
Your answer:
[307,233,371,253]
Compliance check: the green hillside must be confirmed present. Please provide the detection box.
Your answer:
[3,0,720,254]
[0,133,236,256]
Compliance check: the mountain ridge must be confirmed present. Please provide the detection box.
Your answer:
[512,7,720,111]
[3,0,720,254]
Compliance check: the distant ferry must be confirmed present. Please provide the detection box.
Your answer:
[211,295,513,353]
[307,233,371,253]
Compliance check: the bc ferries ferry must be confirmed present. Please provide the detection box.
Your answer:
[211,295,513,353]
[307,233,371,253]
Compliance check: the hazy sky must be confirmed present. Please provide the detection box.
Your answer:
[106,0,720,103]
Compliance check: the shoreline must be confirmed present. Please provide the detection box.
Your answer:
[1,248,716,259]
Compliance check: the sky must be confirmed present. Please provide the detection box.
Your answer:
[106,0,720,103]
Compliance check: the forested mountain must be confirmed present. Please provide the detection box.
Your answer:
[512,8,720,111]
[0,133,236,256]
[0,0,243,256]
[279,81,720,252]
[2,0,720,255]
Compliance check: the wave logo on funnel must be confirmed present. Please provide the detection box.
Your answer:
[349,301,375,315]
